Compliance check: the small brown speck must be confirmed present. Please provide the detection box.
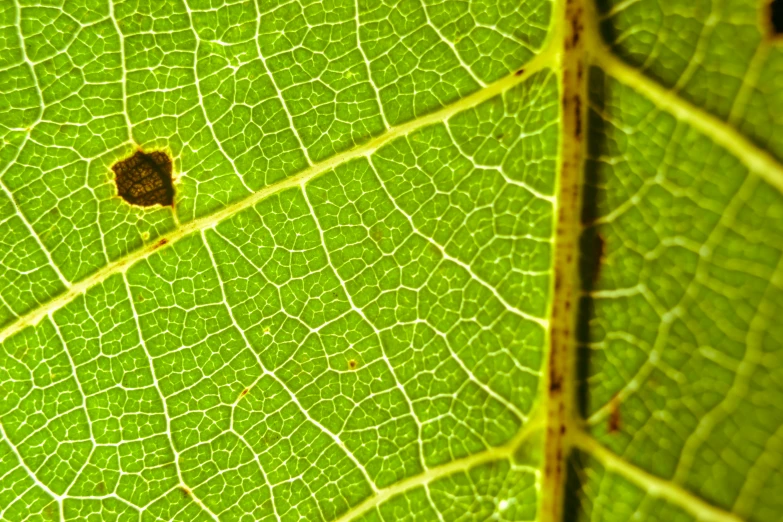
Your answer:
[608,395,621,434]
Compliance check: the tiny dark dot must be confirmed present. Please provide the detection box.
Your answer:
[112,150,174,207]
[348,359,357,369]
[772,0,783,35]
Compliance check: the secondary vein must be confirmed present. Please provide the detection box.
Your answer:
[591,38,783,195]
[572,432,744,522]
[0,55,554,345]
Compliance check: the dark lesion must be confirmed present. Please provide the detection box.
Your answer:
[768,0,783,39]
[112,149,175,207]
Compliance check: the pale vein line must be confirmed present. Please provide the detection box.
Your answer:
[420,0,486,88]
[0,138,72,291]
[251,0,314,166]
[49,316,98,497]
[370,146,550,327]
[201,229,379,495]
[733,424,783,517]
[2,2,71,290]
[573,432,743,522]
[299,182,430,473]
[600,0,641,19]
[230,428,283,522]
[191,39,255,196]
[354,0,390,130]
[366,159,540,417]
[586,174,755,425]
[107,0,134,142]
[183,2,255,196]
[0,422,61,504]
[122,273,220,522]
[591,46,783,194]
[727,42,770,125]
[371,162,550,331]
[668,0,720,92]
[332,415,544,522]
[673,225,783,484]
[0,57,552,346]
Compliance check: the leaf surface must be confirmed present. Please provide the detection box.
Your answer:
[0,0,781,521]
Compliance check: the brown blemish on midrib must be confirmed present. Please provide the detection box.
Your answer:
[540,0,589,521]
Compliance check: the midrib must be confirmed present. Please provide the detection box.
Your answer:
[0,50,554,345]
[538,0,588,520]
[541,0,779,521]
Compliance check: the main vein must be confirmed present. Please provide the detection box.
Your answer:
[539,0,588,520]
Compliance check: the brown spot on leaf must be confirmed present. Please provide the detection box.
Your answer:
[181,486,191,497]
[515,68,525,76]
[348,359,357,370]
[154,238,168,249]
[112,149,175,207]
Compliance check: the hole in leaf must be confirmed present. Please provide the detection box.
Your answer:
[770,0,783,37]
[112,149,174,207]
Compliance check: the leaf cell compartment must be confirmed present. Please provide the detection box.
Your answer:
[112,150,175,207]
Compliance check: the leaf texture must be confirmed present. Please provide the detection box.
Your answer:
[0,0,781,521]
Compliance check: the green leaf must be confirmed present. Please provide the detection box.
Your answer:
[0,0,780,521]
